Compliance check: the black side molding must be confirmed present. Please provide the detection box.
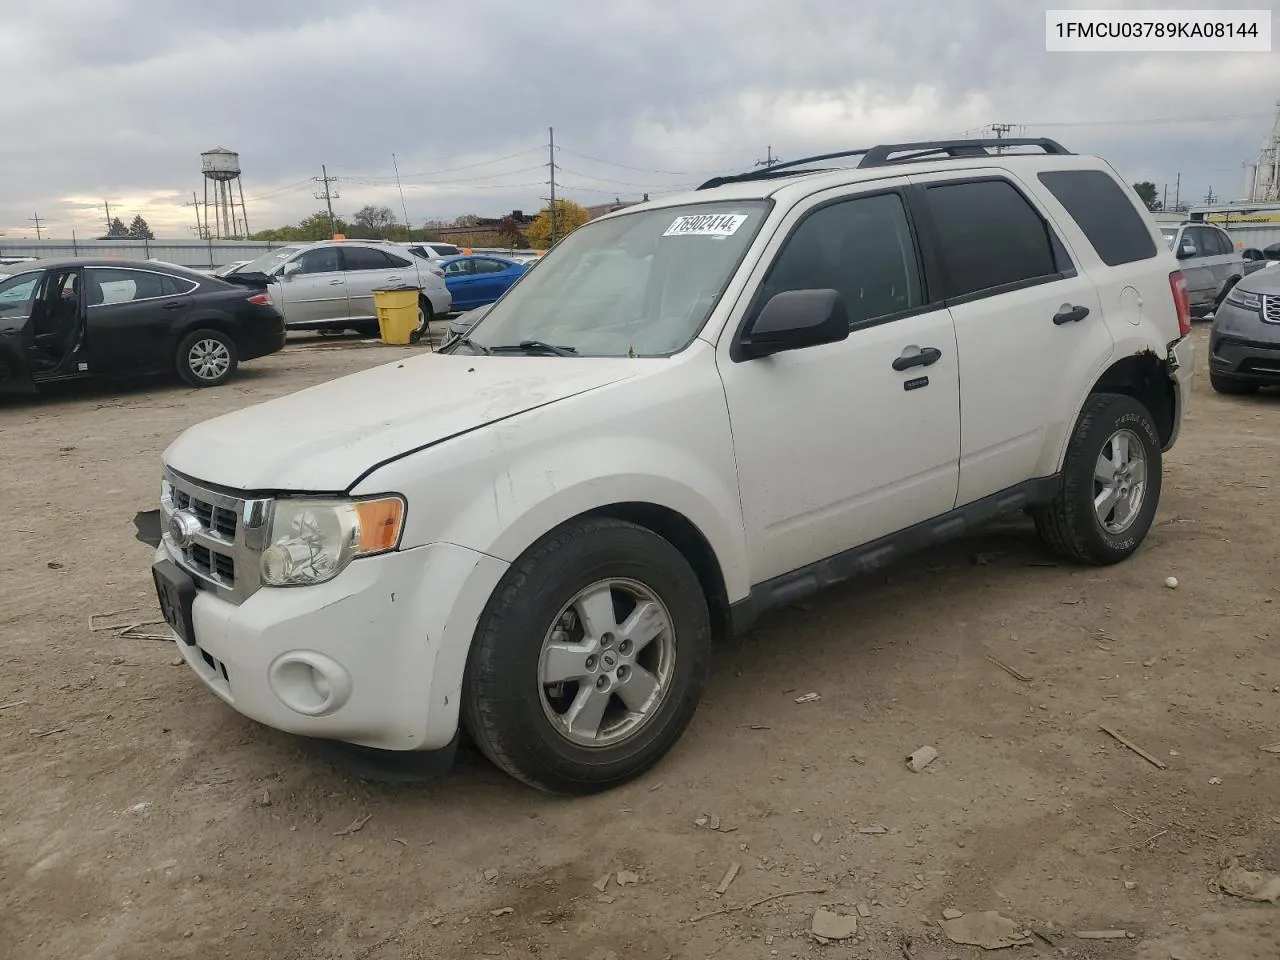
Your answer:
[728,476,1060,635]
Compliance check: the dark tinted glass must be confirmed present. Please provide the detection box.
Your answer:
[1038,170,1158,266]
[342,246,395,271]
[926,179,1057,298]
[474,259,508,274]
[762,192,924,324]
[294,247,342,274]
[383,252,412,268]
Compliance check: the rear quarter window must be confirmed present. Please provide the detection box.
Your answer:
[1037,170,1158,267]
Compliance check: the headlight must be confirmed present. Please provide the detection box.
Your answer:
[1225,287,1262,312]
[260,496,405,587]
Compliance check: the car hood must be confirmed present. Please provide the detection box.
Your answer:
[163,352,640,491]
[1236,266,1280,294]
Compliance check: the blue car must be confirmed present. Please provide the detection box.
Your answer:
[439,255,526,312]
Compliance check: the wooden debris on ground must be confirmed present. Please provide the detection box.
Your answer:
[1099,724,1168,769]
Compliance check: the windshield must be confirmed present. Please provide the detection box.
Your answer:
[453,201,768,357]
[237,245,304,276]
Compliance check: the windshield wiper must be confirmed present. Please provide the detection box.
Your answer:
[489,340,578,357]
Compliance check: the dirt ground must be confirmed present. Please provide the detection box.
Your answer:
[1,324,1277,960]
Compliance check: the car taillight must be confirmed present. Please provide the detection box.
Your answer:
[247,293,270,306]
[1169,271,1191,338]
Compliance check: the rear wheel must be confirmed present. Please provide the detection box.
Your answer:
[415,296,433,342]
[1210,371,1259,395]
[1032,393,1162,565]
[177,329,238,387]
[462,517,711,794]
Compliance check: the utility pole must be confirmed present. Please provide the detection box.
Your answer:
[188,191,203,239]
[1162,183,1168,211]
[548,127,558,245]
[29,213,44,240]
[313,165,340,237]
[1173,173,1181,211]
[103,200,113,234]
[989,123,1014,153]
[754,146,781,168]
[1204,186,1217,205]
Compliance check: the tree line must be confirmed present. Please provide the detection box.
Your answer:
[249,200,593,249]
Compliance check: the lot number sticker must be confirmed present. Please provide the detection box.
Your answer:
[663,213,748,238]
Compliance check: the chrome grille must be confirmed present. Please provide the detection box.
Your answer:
[1263,294,1280,325]
[161,468,270,604]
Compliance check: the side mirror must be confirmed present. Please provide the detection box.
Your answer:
[1243,248,1263,261]
[1177,243,1198,260]
[739,289,849,359]
[281,261,301,279]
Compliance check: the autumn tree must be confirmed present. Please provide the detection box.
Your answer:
[525,199,590,248]
[1132,181,1160,211]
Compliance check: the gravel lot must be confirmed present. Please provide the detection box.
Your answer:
[1,325,1277,960]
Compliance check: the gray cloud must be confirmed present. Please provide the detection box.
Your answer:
[2,0,1277,237]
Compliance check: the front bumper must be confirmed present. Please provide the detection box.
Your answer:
[156,539,507,751]
[1210,300,1280,384]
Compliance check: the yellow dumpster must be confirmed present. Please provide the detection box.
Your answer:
[373,287,420,345]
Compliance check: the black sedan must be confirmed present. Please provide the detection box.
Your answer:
[0,259,285,392]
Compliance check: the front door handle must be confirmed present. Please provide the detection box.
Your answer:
[162,301,185,310]
[1053,304,1090,325]
[385,276,403,283]
[328,279,343,285]
[892,346,942,371]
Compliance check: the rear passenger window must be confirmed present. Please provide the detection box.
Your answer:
[761,192,924,325]
[1038,170,1158,266]
[924,179,1058,299]
[161,275,198,296]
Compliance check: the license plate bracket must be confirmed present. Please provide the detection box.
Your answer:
[152,558,197,645]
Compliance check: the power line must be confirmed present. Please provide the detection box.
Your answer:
[347,146,547,182]
[554,147,697,176]
[29,213,45,240]
[1022,111,1271,128]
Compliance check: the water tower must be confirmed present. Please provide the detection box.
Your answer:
[201,147,250,239]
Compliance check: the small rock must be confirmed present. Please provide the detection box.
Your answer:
[47,561,64,570]
[856,903,870,918]
[794,692,821,704]
[943,908,964,920]
[128,801,153,817]
[596,894,615,904]
[615,870,639,886]
[1209,777,1223,785]
[1165,576,1179,589]
[694,816,709,827]
[858,824,888,835]
[1124,880,1137,890]
[811,907,858,941]
[1216,860,1280,903]
[906,745,938,772]
[169,658,183,667]
[483,869,499,882]
[941,911,1031,950]
[709,814,721,831]
[490,907,513,917]
[593,873,611,893]
[811,832,823,845]
[258,790,272,807]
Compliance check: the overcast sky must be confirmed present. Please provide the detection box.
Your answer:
[2,0,1278,239]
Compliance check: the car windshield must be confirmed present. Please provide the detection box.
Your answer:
[237,245,304,276]
[453,201,768,357]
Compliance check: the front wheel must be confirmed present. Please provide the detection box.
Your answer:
[462,517,711,794]
[177,329,238,387]
[1032,393,1162,565]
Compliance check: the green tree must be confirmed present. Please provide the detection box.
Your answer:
[105,217,129,238]
[127,215,154,240]
[525,199,589,249]
[1132,181,1160,211]
[350,204,397,239]
[296,210,349,240]
[452,214,481,228]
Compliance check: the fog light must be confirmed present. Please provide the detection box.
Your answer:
[268,652,351,717]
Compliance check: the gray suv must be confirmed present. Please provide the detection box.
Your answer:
[1209,267,1280,394]
[1160,222,1244,316]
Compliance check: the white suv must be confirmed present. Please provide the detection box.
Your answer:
[153,138,1193,793]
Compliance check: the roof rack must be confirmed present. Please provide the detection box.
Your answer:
[696,137,1071,190]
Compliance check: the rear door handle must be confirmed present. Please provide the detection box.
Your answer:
[328,279,343,285]
[162,301,185,310]
[892,346,942,371]
[1052,304,1090,325]
[386,276,403,283]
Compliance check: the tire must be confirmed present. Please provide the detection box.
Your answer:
[462,516,711,794]
[1210,371,1259,395]
[1032,393,1162,566]
[417,295,433,334]
[177,329,238,387]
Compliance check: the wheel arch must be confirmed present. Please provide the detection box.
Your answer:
[1087,351,1177,448]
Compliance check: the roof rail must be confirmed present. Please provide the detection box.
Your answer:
[696,137,1071,190]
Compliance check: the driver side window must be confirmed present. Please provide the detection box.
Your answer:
[292,247,342,275]
[762,192,924,326]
